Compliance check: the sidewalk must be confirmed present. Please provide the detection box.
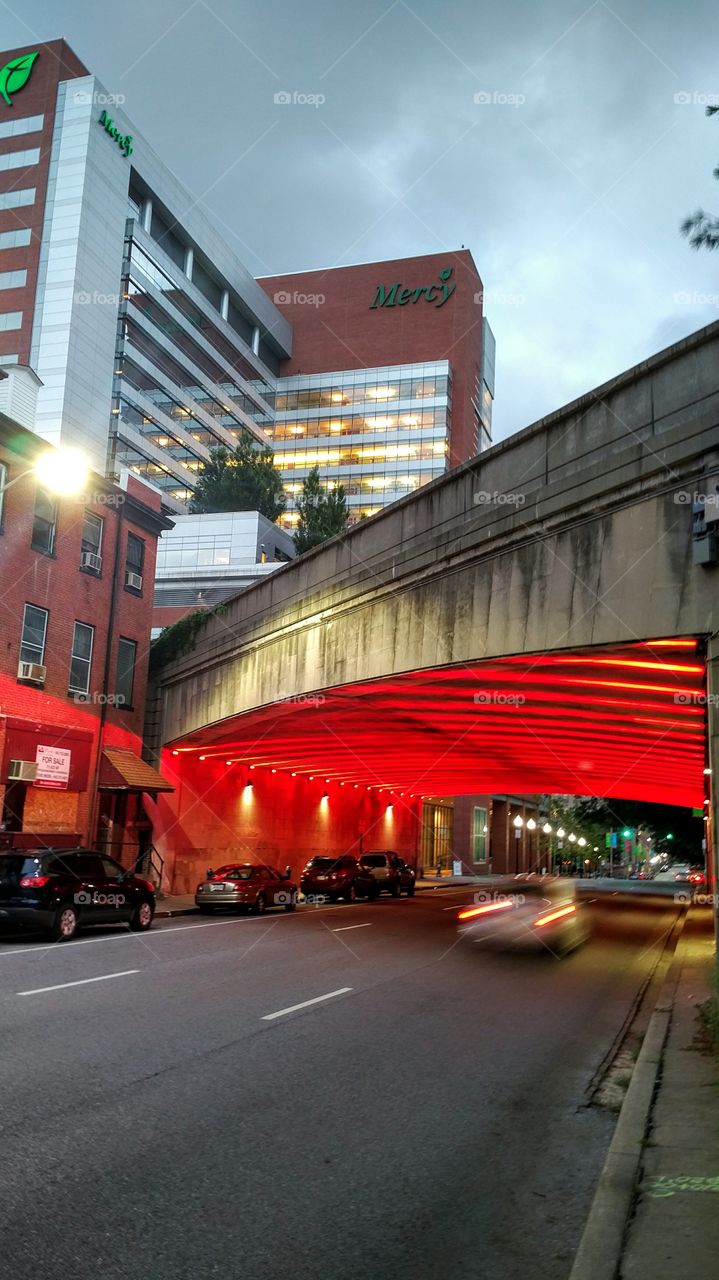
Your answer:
[570,916,719,1280]
[621,924,719,1279]
[154,875,484,917]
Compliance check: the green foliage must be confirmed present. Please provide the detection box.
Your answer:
[149,605,225,673]
[569,797,704,862]
[294,466,350,554]
[682,106,719,250]
[189,438,286,521]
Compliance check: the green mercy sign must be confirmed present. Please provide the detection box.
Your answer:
[370,265,456,310]
[0,51,38,107]
[98,109,133,157]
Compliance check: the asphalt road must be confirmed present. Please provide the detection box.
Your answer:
[0,889,681,1279]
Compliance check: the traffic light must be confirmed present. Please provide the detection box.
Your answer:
[622,828,633,839]
[666,833,674,840]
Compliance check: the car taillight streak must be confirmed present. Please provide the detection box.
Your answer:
[457,900,513,921]
[534,904,576,928]
[19,875,51,888]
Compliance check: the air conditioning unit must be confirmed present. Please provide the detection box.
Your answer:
[81,550,102,572]
[17,661,46,684]
[125,571,143,590]
[8,759,37,782]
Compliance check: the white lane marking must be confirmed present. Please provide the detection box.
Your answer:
[332,923,372,932]
[262,987,352,1020]
[17,969,139,997]
[0,906,353,960]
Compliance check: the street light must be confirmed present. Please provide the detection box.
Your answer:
[0,445,90,498]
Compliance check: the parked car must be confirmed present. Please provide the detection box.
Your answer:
[196,864,298,914]
[457,878,589,957]
[0,848,156,941]
[299,854,377,902]
[359,851,416,897]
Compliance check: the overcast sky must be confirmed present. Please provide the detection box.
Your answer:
[6,0,719,440]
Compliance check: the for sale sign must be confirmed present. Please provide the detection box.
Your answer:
[35,745,71,790]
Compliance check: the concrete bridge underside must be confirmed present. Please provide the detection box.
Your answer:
[168,640,706,807]
[150,322,719,806]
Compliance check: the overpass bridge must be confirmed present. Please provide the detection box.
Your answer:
[146,322,719,893]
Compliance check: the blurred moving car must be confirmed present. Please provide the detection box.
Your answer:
[300,855,377,902]
[457,879,589,957]
[0,848,155,940]
[673,866,706,887]
[359,852,416,897]
[196,864,297,913]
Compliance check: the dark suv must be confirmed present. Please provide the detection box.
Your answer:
[300,854,378,903]
[0,848,156,941]
[359,852,416,897]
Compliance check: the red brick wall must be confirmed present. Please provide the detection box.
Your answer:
[259,249,484,465]
[0,429,165,838]
[150,752,422,894]
[0,40,88,365]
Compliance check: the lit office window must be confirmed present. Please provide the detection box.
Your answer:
[472,808,488,861]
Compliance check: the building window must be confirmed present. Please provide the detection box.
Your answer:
[0,311,22,331]
[0,148,40,171]
[125,532,145,590]
[0,270,28,290]
[69,622,94,696]
[0,188,34,209]
[0,228,31,250]
[20,604,48,665]
[31,487,57,554]
[0,114,43,139]
[80,511,103,571]
[115,638,137,709]
[0,461,6,527]
[472,807,488,862]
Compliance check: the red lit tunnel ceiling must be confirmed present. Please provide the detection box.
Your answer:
[168,640,707,807]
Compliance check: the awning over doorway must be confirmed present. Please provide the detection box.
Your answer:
[99,748,174,793]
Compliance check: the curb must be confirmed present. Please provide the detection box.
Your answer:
[568,924,685,1280]
[154,880,479,916]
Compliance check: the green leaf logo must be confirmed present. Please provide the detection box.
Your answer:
[0,51,39,107]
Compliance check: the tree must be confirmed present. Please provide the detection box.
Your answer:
[189,437,286,521]
[682,105,719,250]
[294,466,350,554]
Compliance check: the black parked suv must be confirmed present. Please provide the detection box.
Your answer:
[0,848,156,941]
[300,854,378,902]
